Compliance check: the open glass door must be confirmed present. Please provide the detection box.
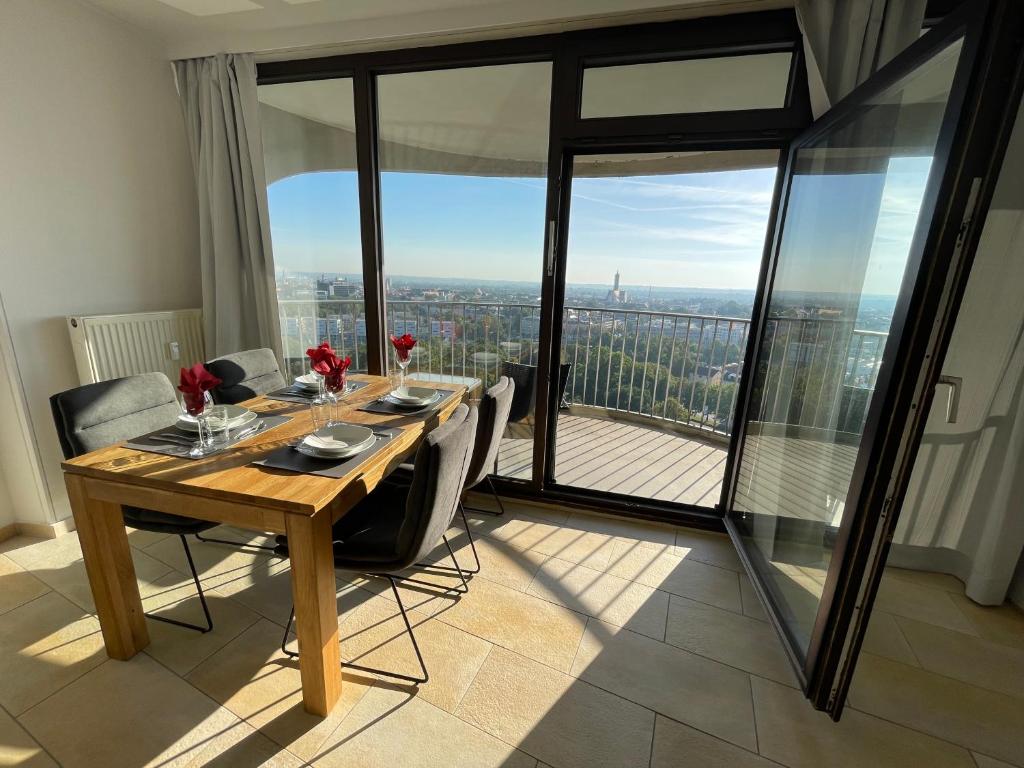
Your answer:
[725,3,998,718]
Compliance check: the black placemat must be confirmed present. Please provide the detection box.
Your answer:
[252,428,397,478]
[356,387,458,416]
[266,380,368,404]
[124,415,293,459]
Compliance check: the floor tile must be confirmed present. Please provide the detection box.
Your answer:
[527,556,669,640]
[429,576,587,672]
[456,645,654,768]
[338,592,492,713]
[651,714,777,768]
[5,532,174,615]
[0,535,43,555]
[571,619,756,750]
[313,684,536,768]
[187,620,373,763]
[564,511,677,547]
[141,573,262,675]
[872,577,977,635]
[0,705,57,767]
[144,534,286,586]
[665,595,796,686]
[948,594,1024,650]
[181,718,305,767]
[0,591,106,715]
[605,540,742,613]
[739,574,768,621]
[19,654,265,768]
[883,568,965,594]
[861,610,919,666]
[196,562,297,627]
[469,514,616,570]
[673,529,743,571]
[752,676,976,768]
[420,528,548,593]
[126,526,171,551]
[971,753,1020,768]
[895,616,1024,699]
[0,554,49,616]
[848,653,1024,765]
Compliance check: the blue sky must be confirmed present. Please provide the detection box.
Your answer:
[267,167,778,289]
[267,160,928,294]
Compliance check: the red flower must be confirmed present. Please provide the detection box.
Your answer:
[178,363,221,415]
[389,333,417,362]
[306,343,351,392]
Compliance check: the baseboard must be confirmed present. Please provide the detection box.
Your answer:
[13,517,76,540]
[0,523,17,544]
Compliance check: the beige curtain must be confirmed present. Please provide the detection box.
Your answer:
[796,0,928,118]
[174,53,282,360]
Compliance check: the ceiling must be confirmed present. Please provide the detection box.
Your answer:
[82,0,788,59]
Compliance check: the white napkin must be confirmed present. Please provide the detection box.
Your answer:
[303,434,349,453]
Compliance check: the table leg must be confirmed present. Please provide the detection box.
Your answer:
[65,474,149,659]
[286,510,342,717]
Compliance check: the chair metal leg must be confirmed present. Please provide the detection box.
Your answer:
[280,575,429,684]
[194,528,277,553]
[146,534,213,634]
[416,504,480,576]
[462,476,506,517]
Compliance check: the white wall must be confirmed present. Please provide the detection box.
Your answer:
[893,90,1024,607]
[0,0,200,525]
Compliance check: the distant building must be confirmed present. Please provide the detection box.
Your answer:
[605,270,628,304]
[316,274,359,298]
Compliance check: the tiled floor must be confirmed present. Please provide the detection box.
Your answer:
[0,498,1022,768]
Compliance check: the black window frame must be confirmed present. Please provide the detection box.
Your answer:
[256,8,813,530]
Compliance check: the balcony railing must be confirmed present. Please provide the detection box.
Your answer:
[277,298,888,438]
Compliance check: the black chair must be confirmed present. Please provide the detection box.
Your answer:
[200,348,287,552]
[433,377,515,577]
[276,403,478,684]
[501,362,572,427]
[205,348,285,405]
[50,373,216,634]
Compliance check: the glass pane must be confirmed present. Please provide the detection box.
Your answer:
[258,78,366,376]
[554,150,779,507]
[729,40,964,655]
[581,52,792,118]
[376,62,551,481]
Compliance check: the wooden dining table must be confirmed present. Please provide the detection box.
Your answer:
[61,374,471,717]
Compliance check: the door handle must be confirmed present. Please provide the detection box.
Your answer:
[936,375,962,424]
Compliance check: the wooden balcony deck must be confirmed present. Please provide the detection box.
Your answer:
[497,413,729,508]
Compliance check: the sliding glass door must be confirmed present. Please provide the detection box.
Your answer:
[549,150,779,509]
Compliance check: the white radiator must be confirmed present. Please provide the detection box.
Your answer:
[67,309,205,385]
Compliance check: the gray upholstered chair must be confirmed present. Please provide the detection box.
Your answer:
[50,373,216,633]
[205,348,285,405]
[276,403,478,684]
[433,376,514,576]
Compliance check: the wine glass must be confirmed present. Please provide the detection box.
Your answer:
[181,391,214,457]
[323,371,347,425]
[394,349,410,391]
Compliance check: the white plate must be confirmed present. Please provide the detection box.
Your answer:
[390,386,437,405]
[294,373,320,390]
[177,405,255,433]
[298,424,375,459]
[384,391,441,409]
